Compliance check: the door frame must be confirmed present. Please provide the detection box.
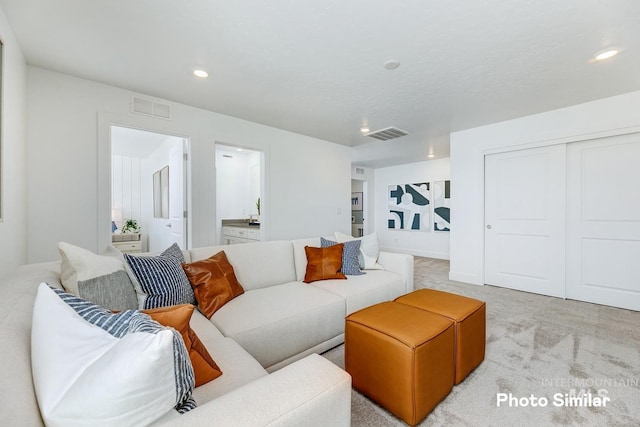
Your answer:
[97,112,195,254]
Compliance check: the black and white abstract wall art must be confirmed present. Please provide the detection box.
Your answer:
[433,180,451,231]
[388,183,430,231]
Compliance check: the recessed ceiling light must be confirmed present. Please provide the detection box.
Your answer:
[384,60,400,70]
[427,154,435,158]
[193,69,209,78]
[593,49,619,61]
[360,126,370,133]
[236,148,243,152]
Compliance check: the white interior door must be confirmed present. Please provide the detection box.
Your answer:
[485,145,566,297]
[566,133,640,311]
[168,141,187,249]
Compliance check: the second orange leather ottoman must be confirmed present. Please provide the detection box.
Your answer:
[345,301,454,426]
[395,289,486,384]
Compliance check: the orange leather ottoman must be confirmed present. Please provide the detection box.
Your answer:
[395,289,485,384]
[345,301,455,426]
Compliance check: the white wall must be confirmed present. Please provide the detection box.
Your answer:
[0,8,27,275]
[216,148,252,220]
[26,66,352,262]
[111,155,142,230]
[248,150,260,217]
[374,158,451,259]
[450,90,640,285]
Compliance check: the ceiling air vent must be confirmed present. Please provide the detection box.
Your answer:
[364,126,410,141]
[131,97,172,120]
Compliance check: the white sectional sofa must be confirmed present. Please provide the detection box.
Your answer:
[0,236,413,426]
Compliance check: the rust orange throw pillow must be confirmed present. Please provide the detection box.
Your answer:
[143,304,222,387]
[303,244,347,283]
[182,251,245,319]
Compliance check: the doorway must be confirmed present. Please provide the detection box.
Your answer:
[351,179,367,237]
[215,143,264,244]
[111,126,189,252]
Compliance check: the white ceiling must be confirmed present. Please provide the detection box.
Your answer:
[3,0,640,167]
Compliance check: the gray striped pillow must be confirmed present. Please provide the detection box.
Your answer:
[125,243,196,309]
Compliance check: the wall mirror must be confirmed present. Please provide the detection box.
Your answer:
[153,165,169,218]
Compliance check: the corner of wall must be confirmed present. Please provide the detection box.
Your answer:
[0,8,28,275]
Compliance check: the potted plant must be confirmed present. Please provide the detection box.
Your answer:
[121,219,141,234]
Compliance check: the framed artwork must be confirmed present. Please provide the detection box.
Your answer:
[388,183,430,231]
[351,192,363,211]
[153,165,169,219]
[433,180,451,231]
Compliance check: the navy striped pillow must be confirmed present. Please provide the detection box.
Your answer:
[51,286,196,414]
[125,243,196,309]
[321,237,366,276]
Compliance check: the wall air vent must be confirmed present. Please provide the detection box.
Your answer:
[131,97,172,120]
[364,126,410,141]
[355,167,365,175]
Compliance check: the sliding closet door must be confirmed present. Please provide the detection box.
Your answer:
[566,133,640,311]
[485,145,566,297]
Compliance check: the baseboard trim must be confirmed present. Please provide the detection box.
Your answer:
[379,246,449,260]
[448,271,483,286]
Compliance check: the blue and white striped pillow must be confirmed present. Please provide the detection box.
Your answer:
[321,237,366,276]
[125,243,196,309]
[31,283,196,427]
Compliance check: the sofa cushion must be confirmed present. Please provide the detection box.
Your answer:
[125,243,196,309]
[143,304,222,387]
[182,251,245,318]
[31,284,196,427]
[310,270,406,315]
[303,244,347,283]
[292,237,322,281]
[189,241,296,291]
[189,308,225,340]
[211,282,345,368]
[58,242,138,311]
[321,237,365,276]
[191,338,268,405]
[185,312,267,405]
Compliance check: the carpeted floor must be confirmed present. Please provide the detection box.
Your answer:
[321,257,640,426]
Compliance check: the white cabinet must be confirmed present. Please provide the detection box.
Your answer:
[112,240,143,253]
[112,234,143,253]
[223,226,261,245]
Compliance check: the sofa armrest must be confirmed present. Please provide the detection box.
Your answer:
[378,251,414,294]
[153,354,351,427]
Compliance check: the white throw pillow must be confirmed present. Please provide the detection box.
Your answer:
[31,283,195,427]
[334,232,384,270]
